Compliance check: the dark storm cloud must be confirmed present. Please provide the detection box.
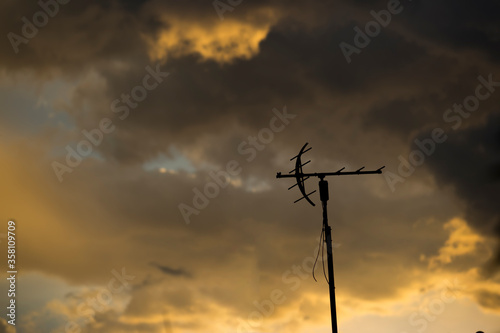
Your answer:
[4,1,500,331]
[3,0,498,243]
[2,0,496,160]
[412,114,500,272]
[363,96,446,139]
[150,262,192,278]
[65,14,460,168]
[361,66,491,139]
[0,0,175,74]
[2,0,497,73]
[399,0,500,62]
[1,0,498,273]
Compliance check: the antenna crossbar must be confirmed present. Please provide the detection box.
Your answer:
[277,167,384,179]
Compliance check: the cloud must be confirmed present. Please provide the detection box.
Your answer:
[150,263,192,278]
[399,0,500,62]
[427,218,486,269]
[0,319,15,333]
[474,289,500,310]
[146,14,275,64]
[416,114,500,273]
[2,0,500,332]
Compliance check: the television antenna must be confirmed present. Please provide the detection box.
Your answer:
[276,142,384,333]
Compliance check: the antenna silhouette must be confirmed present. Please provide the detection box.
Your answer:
[276,142,384,333]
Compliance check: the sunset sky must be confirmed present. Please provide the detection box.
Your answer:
[1,0,500,332]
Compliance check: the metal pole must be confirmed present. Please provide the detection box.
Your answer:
[319,179,338,333]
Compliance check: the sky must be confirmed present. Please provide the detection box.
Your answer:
[0,0,500,332]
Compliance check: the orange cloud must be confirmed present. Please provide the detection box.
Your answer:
[428,218,485,269]
[145,11,278,64]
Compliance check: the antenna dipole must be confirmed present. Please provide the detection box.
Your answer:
[276,142,384,333]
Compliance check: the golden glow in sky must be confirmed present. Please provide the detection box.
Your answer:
[0,1,499,332]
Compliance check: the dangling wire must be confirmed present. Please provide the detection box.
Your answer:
[312,226,324,282]
[312,224,330,284]
[322,229,329,284]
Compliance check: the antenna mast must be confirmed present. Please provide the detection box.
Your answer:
[276,142,384,333]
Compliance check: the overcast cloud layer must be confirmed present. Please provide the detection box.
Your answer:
[0,0,499,332]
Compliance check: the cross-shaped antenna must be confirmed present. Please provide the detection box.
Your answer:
[276,142,384,333]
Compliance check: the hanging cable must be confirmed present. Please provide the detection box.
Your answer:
[322,227,329,284]
[312,226,325,282]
